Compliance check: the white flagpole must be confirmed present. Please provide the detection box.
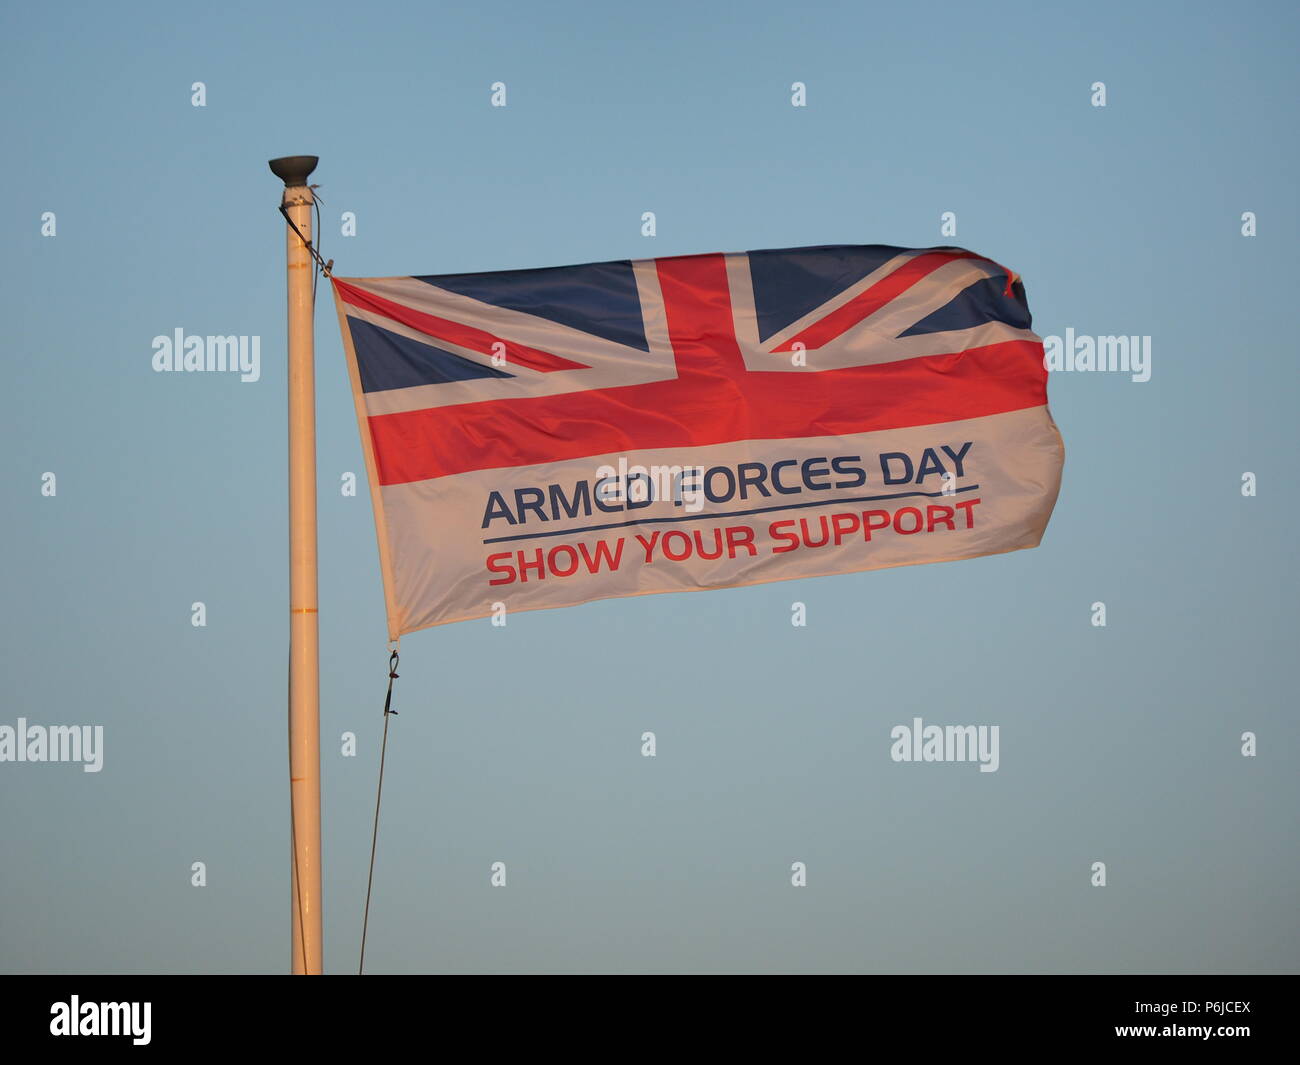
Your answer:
[270,155,323,974]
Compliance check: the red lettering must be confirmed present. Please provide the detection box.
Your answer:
[893,507,923,534]
[954,497,980,528]
[693,528,724,560]
[799,515,830,548]
[926,504,955,531]
[726,525,757,558]
[518,547,546,580]
[634,531,659,562]
[769,519,799,553]
[662,530,693,561]
[831,512,859,545]
[486,551,516,586]
[548,544,579,577]
[579,537,625,572]
[862,509,891,541]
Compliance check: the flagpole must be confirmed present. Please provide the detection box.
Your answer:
[270,154,323,975]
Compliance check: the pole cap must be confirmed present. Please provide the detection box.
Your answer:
[268,155,319,187]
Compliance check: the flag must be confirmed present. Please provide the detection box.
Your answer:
[331,244,1064,638]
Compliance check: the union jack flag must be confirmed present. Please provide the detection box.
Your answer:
[333,245,1042,484]
[330,245,1061,636]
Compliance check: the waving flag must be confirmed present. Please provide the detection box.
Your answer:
[331,244,1064,639]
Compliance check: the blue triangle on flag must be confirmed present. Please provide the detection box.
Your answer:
[898,274,1031,337]
[416,260,650,352]
[748,245,901,342]
[348,317,513,393]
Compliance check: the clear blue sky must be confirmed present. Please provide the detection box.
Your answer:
[1,0,1296,973]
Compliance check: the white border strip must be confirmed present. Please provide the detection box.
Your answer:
[331,279,404,641]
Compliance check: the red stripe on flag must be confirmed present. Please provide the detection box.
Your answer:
[333,278,589,373]
[366,345,1048,484]
[772,250,978,353]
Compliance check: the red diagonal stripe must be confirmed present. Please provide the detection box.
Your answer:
[772,250,979,352]
[333,278,589,373]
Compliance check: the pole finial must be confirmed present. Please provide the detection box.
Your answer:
[268,155,319,187]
